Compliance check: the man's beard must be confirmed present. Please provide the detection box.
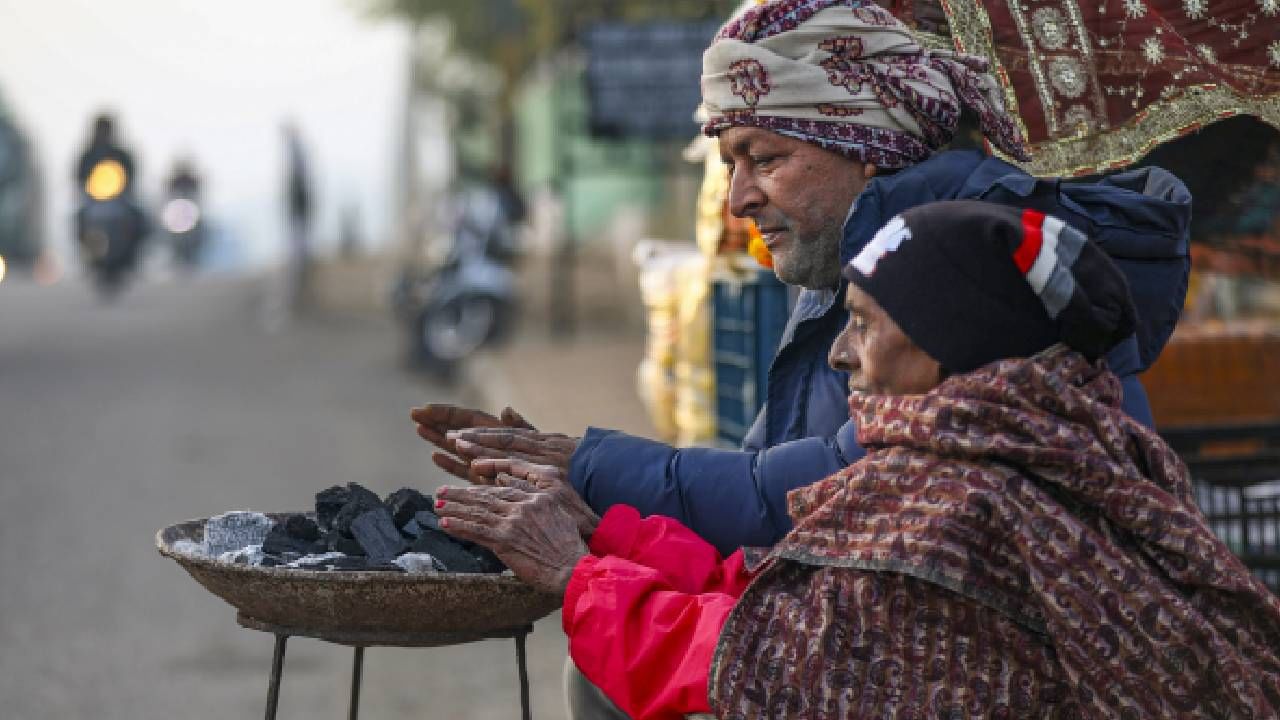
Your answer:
[771,226,844,290]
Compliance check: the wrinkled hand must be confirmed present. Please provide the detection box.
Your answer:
[448,428,580,476]
[435,485,588,596]
[409,404,535,480]
[470,458,599,539]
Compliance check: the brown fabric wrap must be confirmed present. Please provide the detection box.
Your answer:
[711,345,1280,717]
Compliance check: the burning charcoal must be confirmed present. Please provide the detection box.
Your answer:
[385,488,434,529]
[283,514,321,542]
[314,485,351,532]
[333,485,386,538]
[395,553,444,573]
[414,510,442,532]
[411,527,485,573]
[204,511,273,556]
[350,508,407,564]
[263,522,323,556]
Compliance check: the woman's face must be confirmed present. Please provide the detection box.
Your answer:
[829,284,944,396]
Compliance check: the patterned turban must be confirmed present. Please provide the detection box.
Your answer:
[701,0,1032,168]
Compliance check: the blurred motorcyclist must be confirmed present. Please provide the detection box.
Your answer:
[163,156,204,268]
[76,114,136,197]
[74,112,147,295]
[166,157,199,199]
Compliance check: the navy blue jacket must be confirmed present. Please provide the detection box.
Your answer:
[569,150,1192,555]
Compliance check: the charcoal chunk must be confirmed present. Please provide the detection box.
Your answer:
[333,484,386,538]
[218,544,266,566]
[204,511,273,556]
[395,553,444,573]
[327,533,366,556]
[469,545,507,573]
[350,508,408,564]
[328,556,402,572]
[263,522,323,556]
[385,488,434,529]
[283,514,321,542]
[413,510,442,532]
[400,519,423,539]
[326,555,370,570]
[411,527,485,573]
[314,485,351,532]
[288,552,346,570]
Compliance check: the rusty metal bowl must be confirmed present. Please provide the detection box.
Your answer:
[157,515,561,639]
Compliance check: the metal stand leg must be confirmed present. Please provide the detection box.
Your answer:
[349,646,365,720]
[265,634,289,720]
[515,629,531,720]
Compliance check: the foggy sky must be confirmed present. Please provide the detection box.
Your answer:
[0,0,408,265]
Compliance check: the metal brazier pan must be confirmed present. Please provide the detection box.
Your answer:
[157,515,561,638]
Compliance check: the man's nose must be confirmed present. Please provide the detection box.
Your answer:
[727,170,765,218]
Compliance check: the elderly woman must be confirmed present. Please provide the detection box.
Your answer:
[435,201,1280,719]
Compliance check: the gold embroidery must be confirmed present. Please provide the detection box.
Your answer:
[1007,0,1061,135]
[939,0,1280,176]
[1024,86,1280,177]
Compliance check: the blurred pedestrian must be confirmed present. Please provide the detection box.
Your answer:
[283,121,313,306]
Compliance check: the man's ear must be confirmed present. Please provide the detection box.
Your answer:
[863,164,879,180]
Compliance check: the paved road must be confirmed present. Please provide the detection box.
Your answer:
[0,274,569,719]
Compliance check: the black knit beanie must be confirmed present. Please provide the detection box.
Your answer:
[841,200,1137,374]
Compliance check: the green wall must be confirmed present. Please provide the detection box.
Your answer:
[514,59,681,242]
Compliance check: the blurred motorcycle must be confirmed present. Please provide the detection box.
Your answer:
[162,159,203,270]
[78,157,147,296]
[75,114,146,298]
[393,184,521,376]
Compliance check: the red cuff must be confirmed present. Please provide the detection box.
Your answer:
[562,553,601,636]
[588,505,643,557]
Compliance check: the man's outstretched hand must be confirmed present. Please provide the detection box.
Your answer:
[470,458,599,539]
[448,427,580,476]
[410,404,535,480]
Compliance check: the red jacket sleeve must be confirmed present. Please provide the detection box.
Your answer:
[562,506,753,720]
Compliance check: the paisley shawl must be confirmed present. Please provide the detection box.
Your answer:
[711,345,1280,718]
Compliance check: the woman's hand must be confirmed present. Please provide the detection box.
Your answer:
[469,458,599,539]
[409,404,535,480]
[435,485,588,596]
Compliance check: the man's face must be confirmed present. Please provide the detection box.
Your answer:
[829,284,942,396]
[719,127,872,290]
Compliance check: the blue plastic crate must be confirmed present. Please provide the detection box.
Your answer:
[711,269,790,447]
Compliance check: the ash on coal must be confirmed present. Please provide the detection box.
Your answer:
[204,511,273,556]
